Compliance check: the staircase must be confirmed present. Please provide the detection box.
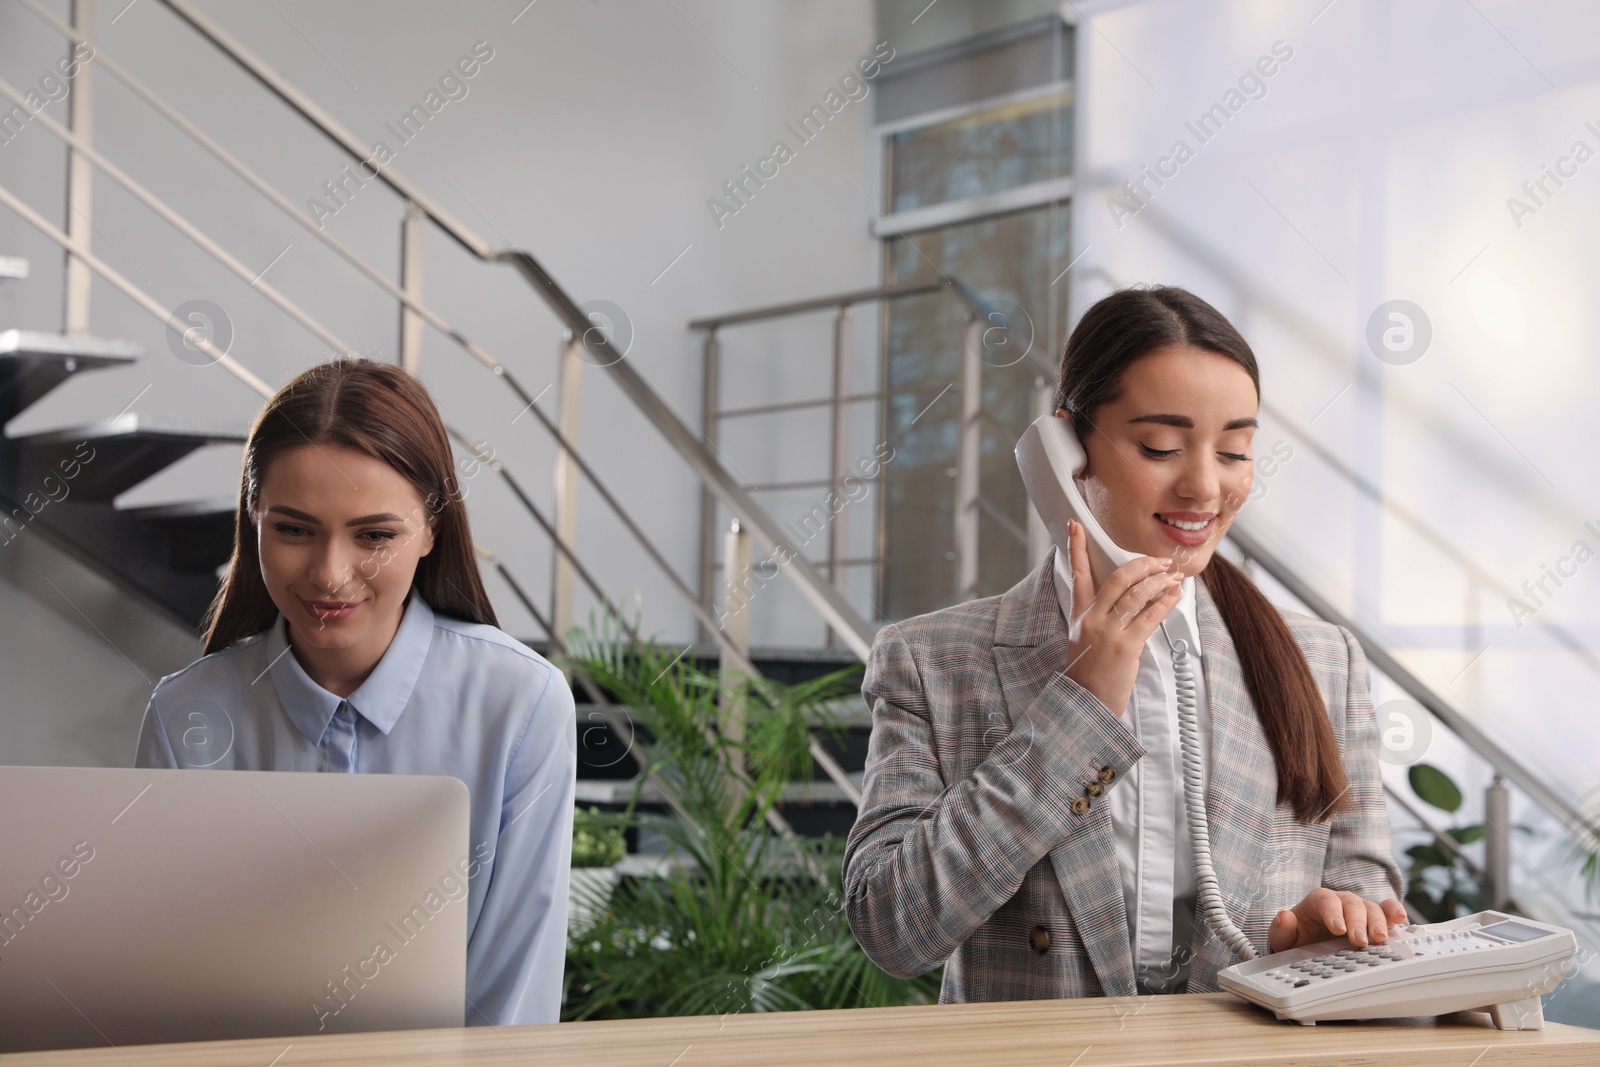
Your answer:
[0,309,242,631]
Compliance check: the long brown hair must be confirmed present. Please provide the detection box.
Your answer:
[1054,286,1347,823]
[202,358,497,653]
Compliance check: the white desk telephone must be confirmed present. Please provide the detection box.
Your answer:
[1218,910,1576,1028]
[1015,413,1578,1029]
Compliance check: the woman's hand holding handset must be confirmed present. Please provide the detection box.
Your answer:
[1063,518,1183,717]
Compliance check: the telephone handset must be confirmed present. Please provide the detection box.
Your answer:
[1015,411,1136,590]
[1016,413,1260,963]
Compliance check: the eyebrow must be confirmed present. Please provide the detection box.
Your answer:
[1128,413,1259,431]
[266,505,407,526]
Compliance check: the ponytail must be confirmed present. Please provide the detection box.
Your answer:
[1201,553,1348,822]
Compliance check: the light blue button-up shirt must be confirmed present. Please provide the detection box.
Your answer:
[134,592,576,1026]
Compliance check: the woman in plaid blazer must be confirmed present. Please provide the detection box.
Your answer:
[842,287,1405,1003]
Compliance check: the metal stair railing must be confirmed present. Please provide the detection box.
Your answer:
[6,0,865,806]
[1228,526,1600,858]
[139,0,877,659]
[688,277,1046,638]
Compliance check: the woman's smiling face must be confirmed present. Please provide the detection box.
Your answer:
[1068,344,1258,577]
[255,443,435,688]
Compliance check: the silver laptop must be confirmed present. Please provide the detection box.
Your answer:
[0,766,469,1053]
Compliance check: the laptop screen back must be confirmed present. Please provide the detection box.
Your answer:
[0,765,470,1053]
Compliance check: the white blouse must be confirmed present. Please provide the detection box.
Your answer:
[1053,550,1212,994]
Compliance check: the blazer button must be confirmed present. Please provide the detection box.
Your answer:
[1071,796,1091,815]
[1029,925,1052,955]
[1098,765,1117,784]
[1085,781,1105,798]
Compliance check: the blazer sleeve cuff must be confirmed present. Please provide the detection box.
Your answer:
[1001,670,1145,838]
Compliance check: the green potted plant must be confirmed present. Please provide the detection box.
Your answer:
[570,805,627,931]
[1401,763,1486,922]
[557,622,941,1020]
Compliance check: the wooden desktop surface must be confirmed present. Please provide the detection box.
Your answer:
[1,992,1596,1066]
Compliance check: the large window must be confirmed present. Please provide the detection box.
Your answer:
[875,18,1074,621]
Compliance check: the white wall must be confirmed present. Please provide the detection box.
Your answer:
[0,0,892,766]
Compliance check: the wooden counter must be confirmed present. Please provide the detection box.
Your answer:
[2,992,1596,1066]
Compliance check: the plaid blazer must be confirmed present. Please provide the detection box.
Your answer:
[842,547,1403,1003]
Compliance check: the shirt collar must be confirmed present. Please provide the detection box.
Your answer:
[266,591,436,745]
[1051,548,1203,659]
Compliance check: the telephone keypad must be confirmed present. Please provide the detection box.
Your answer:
[1267,945,1412,987]
[1258,931,1507,993]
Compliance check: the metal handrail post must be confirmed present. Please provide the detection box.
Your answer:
[63,0,94,335]
[719,519,752,750]
[955,315,983,602]
[826,305,853,646]
[1027,374,1053,565]
[696,329,721,646]
[399,204,424,373]
[718,519,754,824]
[551,331,584,645]
[1485,774,1512,911]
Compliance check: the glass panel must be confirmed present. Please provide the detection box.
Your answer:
[888,90,1071,213]
[880,201,1070,620]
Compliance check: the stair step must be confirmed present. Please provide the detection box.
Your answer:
[0,330,140,426]
[575,773,863,807]
[9,415,245,502]
[526,639,867,691]
[566,699,869,730]
[0,257,27,280]
[119,497,237,575]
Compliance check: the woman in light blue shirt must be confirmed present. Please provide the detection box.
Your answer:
[135,358,576,1027]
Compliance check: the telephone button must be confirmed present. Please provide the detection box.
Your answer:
[1294,979,1310,988]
